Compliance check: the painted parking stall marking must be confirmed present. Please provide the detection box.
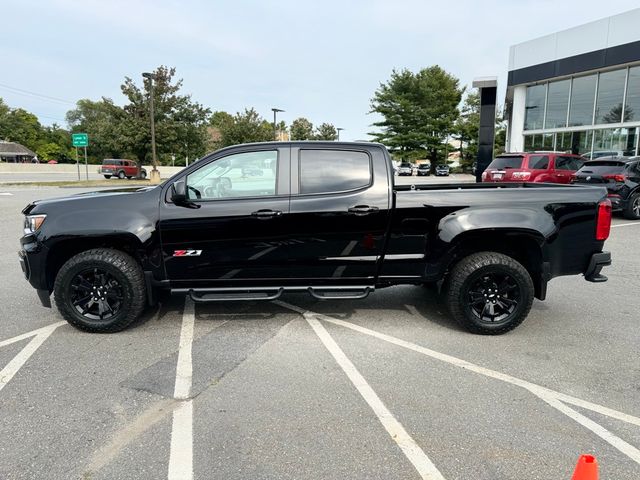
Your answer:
[168,297,195,480]
[277,301,640,467]
[0,322,65,393]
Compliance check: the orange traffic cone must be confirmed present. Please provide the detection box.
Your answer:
[571,454,598,480]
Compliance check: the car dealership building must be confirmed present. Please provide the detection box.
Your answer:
[505,8,640,157]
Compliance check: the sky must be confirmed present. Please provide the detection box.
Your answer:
[1,0,640,141]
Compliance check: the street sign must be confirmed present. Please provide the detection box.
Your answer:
[72,133,89,147]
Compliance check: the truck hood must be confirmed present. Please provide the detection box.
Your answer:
[22,186,158,215]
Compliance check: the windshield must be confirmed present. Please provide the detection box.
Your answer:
[418,164,429,169]
[400,163,411,168]
[487,156,524,170]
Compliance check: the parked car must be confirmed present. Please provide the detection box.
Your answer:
[19,141,611,335]
[98,159,147,179]
[397,163,413,176]
[241,166,263,177]
[572,157,640,219]
[482,152,583,184]
[47,160,58,165]
[417,164,431,176]
[435,164,450,176]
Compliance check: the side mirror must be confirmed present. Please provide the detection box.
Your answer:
[171,180,187,204]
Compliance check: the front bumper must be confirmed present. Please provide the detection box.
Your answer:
[19,235,52,307]
[584,251,611,283]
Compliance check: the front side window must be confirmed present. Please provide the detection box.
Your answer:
[186,150,278,200]
[524,84,546,130]
[555,156,577,170]
[299,150,371,195]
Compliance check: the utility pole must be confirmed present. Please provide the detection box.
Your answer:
[142,72,161,183]
[336,127,344,141]
[271,108,284,141]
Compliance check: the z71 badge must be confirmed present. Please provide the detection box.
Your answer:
[173,250,202,257]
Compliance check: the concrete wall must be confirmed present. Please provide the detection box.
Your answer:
[0,163,185,177]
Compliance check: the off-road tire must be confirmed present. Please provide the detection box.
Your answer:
[623,192,640,220]
[54,248,146,333]
[445,251,534,335]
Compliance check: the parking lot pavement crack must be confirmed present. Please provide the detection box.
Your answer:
[120,314,294,400]
[83,397,178,476]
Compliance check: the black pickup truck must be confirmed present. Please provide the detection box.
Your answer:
[19,142,612,334]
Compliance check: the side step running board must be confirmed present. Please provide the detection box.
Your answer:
[308,286,372,300]
[189,288,283,303]
[178,285,375,303]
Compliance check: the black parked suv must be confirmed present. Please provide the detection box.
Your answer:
[572,157,640,219]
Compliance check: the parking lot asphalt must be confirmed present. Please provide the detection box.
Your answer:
[0,185,639,480]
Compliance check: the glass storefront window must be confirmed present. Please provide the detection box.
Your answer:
[592,127,638,157]
[595,69,626,124]
[569,75,597,126]
[625,66,640,123]
[524,84,545,130]
[545,79,570,128]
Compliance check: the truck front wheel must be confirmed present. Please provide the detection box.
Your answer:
[445,252,534,335]
[53,248,146,333]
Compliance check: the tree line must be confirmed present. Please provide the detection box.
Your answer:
[0,64,503,168]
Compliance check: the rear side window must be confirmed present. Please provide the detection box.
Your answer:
[299,150,371,194]
[487,156,524,169]
[527,155,549,169]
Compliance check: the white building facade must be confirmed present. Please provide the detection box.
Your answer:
[506,8,640,157]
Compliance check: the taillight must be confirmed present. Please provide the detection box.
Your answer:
[596,199,612,241]
[603,174,626,182]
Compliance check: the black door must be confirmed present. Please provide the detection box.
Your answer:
[159,146,291,287]
[284,146,391,283]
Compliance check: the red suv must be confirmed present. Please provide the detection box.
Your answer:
[99,159,147,179]
[482,153,584,184]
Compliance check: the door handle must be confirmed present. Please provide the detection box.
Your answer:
[348,205,379,216]
[251,209,282,218]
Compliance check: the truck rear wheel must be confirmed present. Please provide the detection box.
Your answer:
[445,252,533,335]
[53,248,146,333]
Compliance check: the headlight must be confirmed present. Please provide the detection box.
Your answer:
[24,214,47,234]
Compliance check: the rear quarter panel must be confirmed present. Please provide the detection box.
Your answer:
[381,185,607,281]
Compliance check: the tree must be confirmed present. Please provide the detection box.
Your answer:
[314,123,337,140]
[452,91,480,168]
[215,108,273,147]
[370,66,463,162]
[0,106,42,149]
[66,98,127,161]
[118,66,211,171]
[290,117,314,140]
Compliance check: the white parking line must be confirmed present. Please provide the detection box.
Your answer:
[168,297,195,480]
[306,315,446,480]
[0,322,65,393]
[0,192,13,196]
[612,222,640,228]
[277,301,640,466]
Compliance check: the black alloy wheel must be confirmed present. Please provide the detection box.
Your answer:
[466,272,520,323]
[70,267,124,321]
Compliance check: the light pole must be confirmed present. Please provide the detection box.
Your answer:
[336,127,344,141]
[271,108,284,141]
[142,72,161,183]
